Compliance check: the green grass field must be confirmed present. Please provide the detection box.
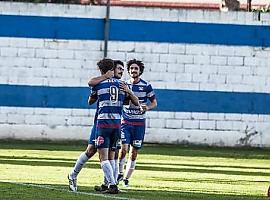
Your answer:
[0,140,269,200]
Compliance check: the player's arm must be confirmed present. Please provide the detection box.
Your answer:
[123,96,131,105]
[141,98,157,112]
[120,82,142,109]
[88,91,98,105]
[88,70,114,87]
[142,84,157,113]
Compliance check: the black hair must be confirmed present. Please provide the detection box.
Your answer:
[126,59,144,75]
[97,58,114,74]
[113,60,124,68]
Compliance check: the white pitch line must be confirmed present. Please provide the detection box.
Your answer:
[1,181,142,200]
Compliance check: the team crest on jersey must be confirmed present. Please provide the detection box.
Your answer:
[96,136,105,146]
[139,87,144,91]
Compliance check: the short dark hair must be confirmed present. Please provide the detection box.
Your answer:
[97,58,114,74]
[126,59,144,75]
[114,60,124,68]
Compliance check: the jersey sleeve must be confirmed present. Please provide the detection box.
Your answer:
[146,83,156,102]
[89,87,96,96]
[91,85,97,93]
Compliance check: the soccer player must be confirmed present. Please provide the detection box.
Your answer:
[91,58,141,194]
[90,60,126,192]
[67,60,123,192]
[117,59,157,187]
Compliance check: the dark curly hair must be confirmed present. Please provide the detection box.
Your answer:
[126,59,144,75]
[97,58,114,74]
[113,60,124,68]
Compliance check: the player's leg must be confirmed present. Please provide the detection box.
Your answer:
[96,128,120,194]
[113,144,120,182]
[118,124,131,182]
[96,128,117,187]
[123,125,145,187]
[69,144,97,179]
[118,144,128,182]
[108,150,116,183]
[94,166,112,192]
[123,146,138,187]
[95,129,120,193]
[107,149,120,193]
[98,148,116,184]
[110,129,122,184]
[68,127,97,192]
[68,144,96,191]
[105,129,121,194]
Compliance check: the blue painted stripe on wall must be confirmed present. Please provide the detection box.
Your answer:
[0,15,104,40]
[155,89,270,114]
[0,15,270,47]
[0,84,93,109]
[1,84,270,114]
[111,19,270,47]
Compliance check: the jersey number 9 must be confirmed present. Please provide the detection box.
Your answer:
[109,86,118,103]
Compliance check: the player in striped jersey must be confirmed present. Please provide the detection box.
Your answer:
[92,58,141,194]
[67,70,114,192]
[117,59,157,187]
[91,60,126,192]
[67,60,124,192]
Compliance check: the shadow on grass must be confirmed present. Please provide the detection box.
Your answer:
[0,154,269,170]
[0,181,265,200]
[0,139,270,160]
[0,156,101,169]
[0,139,87,151]
[0,155,80,162]
[135,165,270,177]
[149,177,269,184]
[138,161,270,170]
[140,144,270,160]
[120,188,266,200]
[1,155,269,177]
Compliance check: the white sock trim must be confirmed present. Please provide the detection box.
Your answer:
[119,157,126,174]
[127,160,136,169]
[124,159,136,179]
[101,160,116,185]
[70,152,89,179]
[101,160,110,167]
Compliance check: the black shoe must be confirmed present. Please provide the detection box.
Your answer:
[94,184,108,192]
[117,173,123,184]
[106,184,119,194]
[123,179,129,187]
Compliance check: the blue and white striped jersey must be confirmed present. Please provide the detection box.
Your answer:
[122,78,156,126]
[92,78,126,129]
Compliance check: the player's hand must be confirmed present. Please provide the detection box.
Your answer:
[120,82,130,93]
[105,70,114,79]
[140,104,148,114]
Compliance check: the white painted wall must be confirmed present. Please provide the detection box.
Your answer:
[0,2,270,147]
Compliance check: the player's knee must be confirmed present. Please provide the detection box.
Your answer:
[114,149,119,158]
[130,148,138,161]
[119,149,127,159]
[130,153,137,161]
[120,148,127,156]
[85,145,97,157]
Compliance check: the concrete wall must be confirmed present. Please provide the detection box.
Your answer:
[0,2,270,146]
